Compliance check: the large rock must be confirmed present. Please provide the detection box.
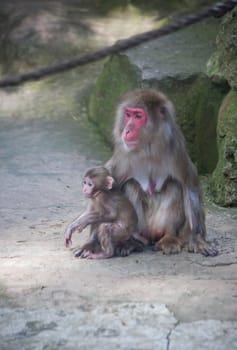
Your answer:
[89,18,228,174]
[211,91,237,206]
[216,6,237,89]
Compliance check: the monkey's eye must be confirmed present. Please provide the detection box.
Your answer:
[83,180,92,187]
[125,111,131,118]
[135,113,142,119]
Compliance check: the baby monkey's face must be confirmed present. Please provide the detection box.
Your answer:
[82,176,95,198]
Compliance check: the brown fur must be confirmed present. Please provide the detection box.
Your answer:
[106,89,217,256]
[65,166,146,259]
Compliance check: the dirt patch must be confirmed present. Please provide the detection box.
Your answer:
[0,116,236,349]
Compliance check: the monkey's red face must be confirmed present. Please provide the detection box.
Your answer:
[82,177,95,198]
[122,107,147,148]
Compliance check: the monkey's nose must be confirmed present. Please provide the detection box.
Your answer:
[126,125,134,134]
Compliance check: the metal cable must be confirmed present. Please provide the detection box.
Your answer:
[0,0,236,88]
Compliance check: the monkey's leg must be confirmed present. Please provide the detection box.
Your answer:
[85,224,115,259]
[188,233,218,257]
[151,179,185,255]
[74,225,101,258]
[152,215,184,254]
[186,191,218,257]
[115,238,144,257]
[114,179,147,256]
[154,235,182,255]
[122,179,147,233]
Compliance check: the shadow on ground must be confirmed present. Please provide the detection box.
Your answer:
[0,114,236,349]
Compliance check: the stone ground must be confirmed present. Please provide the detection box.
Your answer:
[0,115,237,350]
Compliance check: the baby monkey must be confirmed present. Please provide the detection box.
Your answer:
[65,166,146,259]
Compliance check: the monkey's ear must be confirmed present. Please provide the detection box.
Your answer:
[159,101,175,120]
[105,176,115,190]
[159,106,166,119]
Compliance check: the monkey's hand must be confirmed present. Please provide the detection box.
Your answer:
[65,226,73,247]
[64,213,89,247]
[65,236,72,248]
[64,222,86,247]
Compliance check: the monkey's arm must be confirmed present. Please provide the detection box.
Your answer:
[65,209,117,247]
[65,212,99,247]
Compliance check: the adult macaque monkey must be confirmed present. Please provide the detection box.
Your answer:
[104,89,217,256]
[65,166,146,259]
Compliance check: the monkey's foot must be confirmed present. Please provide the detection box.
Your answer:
[115,240,144,257]
[74,248,92,258]
[188,235,218,257]
[74,241,101,258]
[154,235,182,254]
[115,244,132,257]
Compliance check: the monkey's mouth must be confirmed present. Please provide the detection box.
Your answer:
[124,140,139,148]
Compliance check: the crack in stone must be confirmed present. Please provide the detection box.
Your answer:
[194,261,237,267]
[166,321,180,350]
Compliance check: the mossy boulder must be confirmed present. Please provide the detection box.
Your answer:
[216,6,237,89]
[211,91,237,206]
[89,18,228,173]
[206,52,227,85]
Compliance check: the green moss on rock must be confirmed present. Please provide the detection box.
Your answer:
[154,76,226,173]
[216,6,237,89]
[212,90,237,206]
[88,55,141,144]
[206,52,227,85]
[193,77,227,173]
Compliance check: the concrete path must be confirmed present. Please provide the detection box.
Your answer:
[0,115,237,349]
